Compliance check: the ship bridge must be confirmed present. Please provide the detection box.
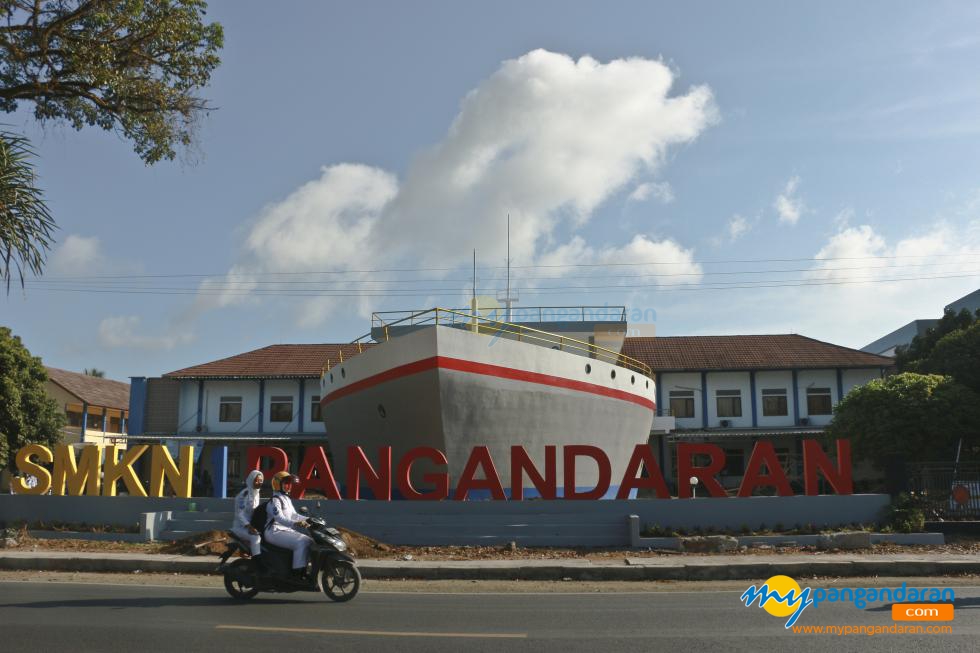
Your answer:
[353,306,649,376]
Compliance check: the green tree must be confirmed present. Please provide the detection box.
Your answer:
[0,326,65,470]
[0,130,54,290]
[915,321,980,395]
[83,367,104,377]
[826,372,980,469]
[895,308,979,372]
[0,0,223,287]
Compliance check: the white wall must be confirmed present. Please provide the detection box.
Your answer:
[796,369,839,427]
[705,372,752,429]
[176,378,325,435]
[659,367,885,431]
[659,372,704,429]
[754,371,795,428]
[842,368,881,395]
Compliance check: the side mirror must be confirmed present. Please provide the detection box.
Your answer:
[315,502,322,510]
[299,506,309,515]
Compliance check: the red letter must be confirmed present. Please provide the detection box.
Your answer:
[454,446,506,500]
[676,443,727,498]
[737,442,794,497]
[245,446,288,480]
[616,444,670,499]
[396,447,449,500]
[346,446,392,500]
[563,445,612,500]
[511,446,557,500]
[294,447,341,500]
[803,439,853,495]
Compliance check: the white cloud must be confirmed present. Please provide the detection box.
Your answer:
[382,50,715,267]
[192,164,398,326]
[689,220,980,349]
[98,316,193,351]
[727,214,751,241]
[534,234,702,279]
[774,175,804,224]
[47,235,102,276]
[629,181,675,203]
[197,49,717,327]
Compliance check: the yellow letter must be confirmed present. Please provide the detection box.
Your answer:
[12,444,53,494]
[102,445,148,497]
[150,445,194,498]
[52,444,103,496]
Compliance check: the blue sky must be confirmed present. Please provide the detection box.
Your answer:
[4,1,980,381]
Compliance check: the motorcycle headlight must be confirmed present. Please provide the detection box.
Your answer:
[330,537,347,551]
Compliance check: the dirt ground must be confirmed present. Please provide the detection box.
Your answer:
[5,526,980,560]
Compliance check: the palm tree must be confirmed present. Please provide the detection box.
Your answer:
[0,131,55,291]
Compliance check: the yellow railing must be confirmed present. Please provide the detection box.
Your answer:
[345,307,651,376]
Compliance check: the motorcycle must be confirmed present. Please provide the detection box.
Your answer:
[218,515,361,602]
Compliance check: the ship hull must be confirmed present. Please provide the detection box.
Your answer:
[320,325,656,497]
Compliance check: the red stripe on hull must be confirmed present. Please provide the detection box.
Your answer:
[322,355,655,411]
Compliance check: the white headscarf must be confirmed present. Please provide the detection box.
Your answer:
[243,469,263,505]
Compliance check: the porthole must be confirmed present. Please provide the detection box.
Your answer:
[611,370,616,380]
[585,364,592,374]
[646,380,649,388]
[341,368,346,379]
[377,404,387,418]
[329,373,334,383]
[631,375,635,385]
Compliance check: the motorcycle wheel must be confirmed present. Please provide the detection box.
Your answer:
[223,559,259,600]
[322,561,361,602]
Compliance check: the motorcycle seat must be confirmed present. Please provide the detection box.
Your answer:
[261,541,294,555]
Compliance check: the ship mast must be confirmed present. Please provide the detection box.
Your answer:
[498,214,518,322]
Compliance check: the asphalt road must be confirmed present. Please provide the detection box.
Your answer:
[1,579,978,652]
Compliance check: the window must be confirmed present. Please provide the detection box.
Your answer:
[716,389,742,418]
[67,411,82,427]
[269,395,294,423]
[806,387,833,415]
[723,449,745,476]
[669,390,695,418]
[109,416,122,433]
[761,388,788,416]
[219,396,242,423]
[86,412,103,430]
[310,395,322,422]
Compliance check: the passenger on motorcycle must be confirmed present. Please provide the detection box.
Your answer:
[230,470,264,565]
[265,471,312,578]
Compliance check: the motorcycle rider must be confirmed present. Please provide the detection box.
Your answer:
[265,471,312,578]
[230,470,264,567]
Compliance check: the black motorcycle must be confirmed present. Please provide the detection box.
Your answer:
[218,516,361,602]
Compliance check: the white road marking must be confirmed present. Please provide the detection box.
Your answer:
[216,624,527,639]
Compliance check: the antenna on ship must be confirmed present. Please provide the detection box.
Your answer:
[498,213,519,322]
[471,248,479,332]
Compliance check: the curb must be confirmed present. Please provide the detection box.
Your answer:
[2,555,979,580]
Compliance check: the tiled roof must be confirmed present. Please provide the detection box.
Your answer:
[161,334,892,380]
[621,335,894,372]
[163,344,373,379]
[45,367,130,410]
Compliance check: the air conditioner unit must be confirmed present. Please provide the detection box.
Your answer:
[799,418,809,426]
[720,419,731,428]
